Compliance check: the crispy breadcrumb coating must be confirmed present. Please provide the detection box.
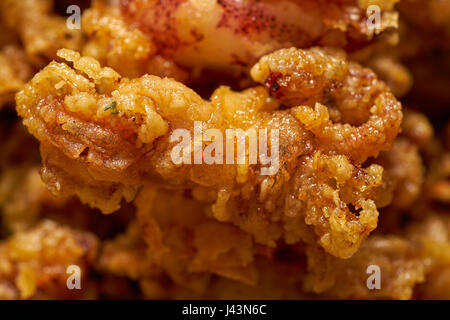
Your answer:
[251,47,402,162]
[15,48,402,258]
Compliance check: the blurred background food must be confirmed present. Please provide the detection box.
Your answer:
[0,0,449,300]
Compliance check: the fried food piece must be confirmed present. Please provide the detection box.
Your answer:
[121,0,399,74]
[203,252,311,299]
[101,215,311,299]
[0,164,135,238]
[0,113,134,237]
[408,215,450,299]
[98,188,258,298]
[17,49,401,257]
[304,236,426,299]
[0,0,400,86]
[0,119,52,233]
[375,137,424,210]
[394,0,450,112]
[377,113,448,234]
[425,153,450,205]
[16,48,402,258]
[0,220,98,299]
[1,0,448,301]
[401,110,434,151]
[0,0,187,96]
[365,55,413,98]
[0,0,83,65]
[100,187,440,300]
[81,1,188,81]
[0,166,59,233]
[412,119,450,207]
[99,188,310,299]
[100,188,450,300]
[251,47,402,162]
[0,0,83,107]
[0,45,34,108]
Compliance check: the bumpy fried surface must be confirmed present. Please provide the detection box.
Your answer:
[402,48,450,113]
[16,48,402,259]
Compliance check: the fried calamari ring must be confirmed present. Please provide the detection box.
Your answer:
[251,47,402,163]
